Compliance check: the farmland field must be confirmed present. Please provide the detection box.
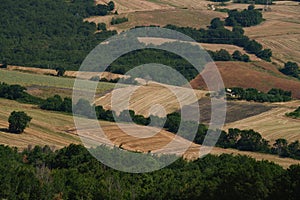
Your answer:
[0,69,116,98]
[94,82,207,117]
[0,98,299,168]
[223,101,300,144]
[191,61,300,99]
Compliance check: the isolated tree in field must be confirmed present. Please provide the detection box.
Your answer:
[8,111,32,134]
[55,67,65,77]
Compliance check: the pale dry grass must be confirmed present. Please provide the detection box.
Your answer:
[94,82,207,117]
[223,101,300,144]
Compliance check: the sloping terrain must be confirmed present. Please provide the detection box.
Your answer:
[221,2,300,66]
[190,61,300,99]
[138,37,260,61]
[183,97,275,124]
[0,68,116,98]
[86,0,225,31]
[94,82,207,117]
[0,98,299,168]
[223,101,300,144]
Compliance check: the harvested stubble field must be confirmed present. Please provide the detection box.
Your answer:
[0,98,299,168]
[223,101,300,144]
[86,0,225,32]
[221,2,300,66]
[94,82,207,117]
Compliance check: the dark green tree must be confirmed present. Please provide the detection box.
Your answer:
[8,111,32,134]
[210,18,224,29]
[97,23,107,31]
[257,49,272,62]
[108,1,115,11]
[55,67,66,77]
[280,61,299,78]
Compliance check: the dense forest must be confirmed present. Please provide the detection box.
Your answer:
[0,0,271,74]
[0,144,300,199]
[0,0,117,70]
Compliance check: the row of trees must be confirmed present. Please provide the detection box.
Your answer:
[208,49,250,62]
[164,16,272,61]
[0,143,300,199]
[228,87,292,102]
[233,0,273,4]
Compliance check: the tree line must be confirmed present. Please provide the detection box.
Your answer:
[1,82,297,160]
[208,49,250,62]
[227,87,292,102]
[233,0,273,5]
[164,15,272,62]
[0,143,299,199]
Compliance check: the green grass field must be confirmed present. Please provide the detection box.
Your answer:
[0,69,116,98]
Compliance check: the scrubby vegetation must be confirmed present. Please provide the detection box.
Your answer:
[225,6,264,27]
[0,144,300,199]
[227,87,292,102]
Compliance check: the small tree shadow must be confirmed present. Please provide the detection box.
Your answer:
[0,128,13,134]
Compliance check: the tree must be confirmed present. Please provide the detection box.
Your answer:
[0,60,7,68]
[210,18,224,29]
[232,50,242,60]
[232,26,244,35]
[8,111,32,134]
[257,49,272,62]
[108,1,115,11]
[280,61,299,78]
[248,4,255,10]
[215,49,232,61]
[97,23,107,31]
[55,67,65,77]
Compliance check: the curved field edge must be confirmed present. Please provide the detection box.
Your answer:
[0,98,299,168]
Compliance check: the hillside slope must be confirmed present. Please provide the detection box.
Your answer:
[191,61,300,99]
